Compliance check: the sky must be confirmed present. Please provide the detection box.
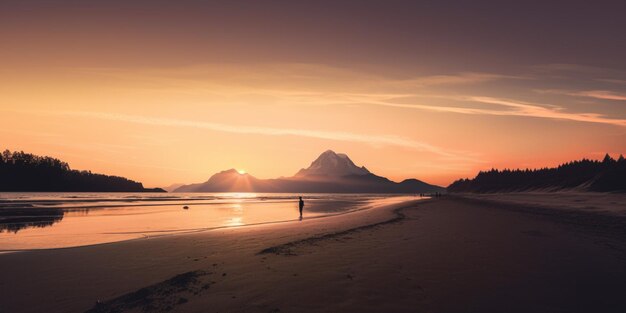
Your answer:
[1,0,626,188]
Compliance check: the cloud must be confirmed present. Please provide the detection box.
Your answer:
[465,96,626,126]
[387,72,524,87]
[289,92,626,127]
[55,111,476,161]
[573,90,626,101]
[75,64,519,99]
[60,64,626,128]
[596,78,626,85]
[531,63,626,76]
[536,89,626,101]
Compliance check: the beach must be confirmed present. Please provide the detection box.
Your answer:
[3,1,625,312]
[1,194,626,312]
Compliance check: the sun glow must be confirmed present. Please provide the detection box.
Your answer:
[237,169,246,175]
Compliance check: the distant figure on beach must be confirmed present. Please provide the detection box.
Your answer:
[298,196,304,218]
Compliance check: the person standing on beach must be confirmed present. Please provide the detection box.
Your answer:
[298,196,304,218]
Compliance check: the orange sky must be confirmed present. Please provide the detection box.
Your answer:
[1,1,625,188]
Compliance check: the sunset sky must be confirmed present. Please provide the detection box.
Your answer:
[1,1,625,188]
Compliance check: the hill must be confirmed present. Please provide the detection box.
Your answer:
[175,150,444,193]
[447,154,626,193]
[0,150,165,192]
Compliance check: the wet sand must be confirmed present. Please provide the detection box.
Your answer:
[0,193,384,250]
[1,196,626,312]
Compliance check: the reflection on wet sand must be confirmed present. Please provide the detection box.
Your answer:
[0,193,415,250]
[0,208,65,233]
[224,203,244,226]
[0,207,95,233]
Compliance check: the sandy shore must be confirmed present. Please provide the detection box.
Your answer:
[454,191,626,216]
[1,195,626,312]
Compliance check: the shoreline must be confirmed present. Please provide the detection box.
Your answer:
[258,199,429,255]
[0,196,423,253]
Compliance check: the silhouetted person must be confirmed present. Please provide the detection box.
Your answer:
[298,196,304,218]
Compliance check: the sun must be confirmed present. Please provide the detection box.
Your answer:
[237,169,246,175]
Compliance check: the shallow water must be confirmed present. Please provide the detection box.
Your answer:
[0,193,417,250]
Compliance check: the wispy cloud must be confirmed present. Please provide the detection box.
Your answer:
[466,96,626,126]
[74,65,521,99]
[387,72,524,87]
[570,90,626,101]
[596,78,626,85]
[531,63,626,76]
[54,111,477,162]
[536,89,626,101]
[280,92,626,127]
[370,95,626,127]
[64,64,626,128]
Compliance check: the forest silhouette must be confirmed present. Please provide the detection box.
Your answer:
[0,150,164,192]
[448,154,626,193]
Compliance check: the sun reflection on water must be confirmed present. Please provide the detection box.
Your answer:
[216,192,258,199]
[225,216,244,226]
[223,203,244,226]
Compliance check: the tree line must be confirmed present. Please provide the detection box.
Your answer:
[448,154,626,193]
[0,150,164,192]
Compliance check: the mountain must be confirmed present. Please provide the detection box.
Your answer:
[162,183,185,192]
[0,150,165,192]
[174,150,444,193]
[295,150,371,177]
[447,154,626,193]
[175,169,264,192]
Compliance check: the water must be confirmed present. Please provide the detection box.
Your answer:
[0,193,416,251]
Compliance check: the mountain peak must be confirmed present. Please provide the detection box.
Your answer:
[295,150,371,177]
[204,168,251,181]
[320,150,339,157]
[211,168,244,176]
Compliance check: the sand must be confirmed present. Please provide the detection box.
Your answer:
[1,194,626,312]
[454,191,626,216]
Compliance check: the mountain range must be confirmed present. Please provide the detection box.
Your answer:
[174,150,445,193]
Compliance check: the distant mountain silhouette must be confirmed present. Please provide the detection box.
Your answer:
[295,150,371,177]
[448,154,626,193]
[175,150,444,193]
[162,183,185,192]
[0,150,165,192]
